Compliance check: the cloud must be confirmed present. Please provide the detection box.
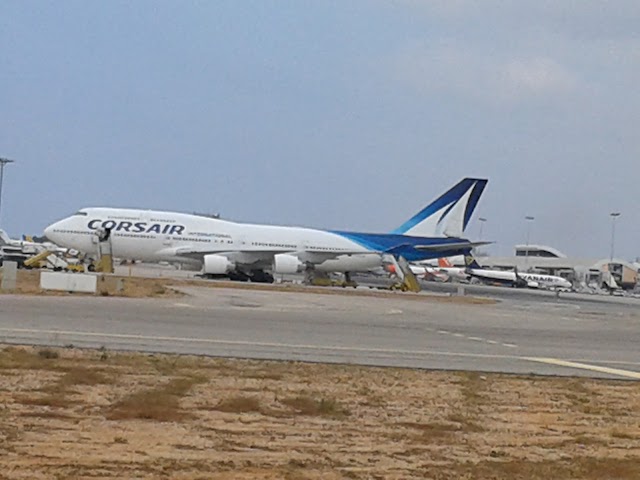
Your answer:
[393,42,578,105]
[504,57,576,95]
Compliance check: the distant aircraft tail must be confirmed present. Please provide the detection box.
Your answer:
[438,257,454,268]
[0,229,10,246]
[393,178,488,238]
[464,253,482,270]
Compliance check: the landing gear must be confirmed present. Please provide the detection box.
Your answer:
[249,270,274,283]
[342,271,357,288]
[228,270,250,282]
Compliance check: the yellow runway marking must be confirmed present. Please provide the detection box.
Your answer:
[525,357,640,380]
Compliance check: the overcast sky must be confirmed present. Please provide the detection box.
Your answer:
[1,1,639,259]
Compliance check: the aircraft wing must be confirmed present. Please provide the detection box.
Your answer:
[163,246,378,262]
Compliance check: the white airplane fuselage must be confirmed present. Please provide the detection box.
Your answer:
[44,208,478,275]
[468,267,572,290]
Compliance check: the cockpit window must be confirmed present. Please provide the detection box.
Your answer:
[73,211,88,216]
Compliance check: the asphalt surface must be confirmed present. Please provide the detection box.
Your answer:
[1,285,639,379]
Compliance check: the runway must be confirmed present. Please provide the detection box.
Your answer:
[1,286,639,379]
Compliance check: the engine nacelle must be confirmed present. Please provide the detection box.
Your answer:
[273,254,305,274]
[203,254,234,274]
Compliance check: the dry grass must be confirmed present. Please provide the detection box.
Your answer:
[281,394,351,419]
[213,395,262,413]
[106,376,206,422]
[0,345,640,479]
[611,429,639,440]
[398,421,461,440]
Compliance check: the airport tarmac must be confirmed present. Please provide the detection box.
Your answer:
[1,285,639,379]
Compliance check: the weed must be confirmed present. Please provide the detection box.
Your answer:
[37,348,59,360]
[610,429,638,440]
[282,395,350,418]
[18,393,72,408]
[18,410,74,420]
[572,435,608,446]
[99,346,109,361]
[114,436,128,444]
[399,421,459,440]
[214,395,262,413]
[106,376,206,422]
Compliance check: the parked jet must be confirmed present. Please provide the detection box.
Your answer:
[464,255,572,290]
[45,178,488,283]
[1,229,66,254]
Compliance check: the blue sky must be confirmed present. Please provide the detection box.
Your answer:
[1,1,639,259]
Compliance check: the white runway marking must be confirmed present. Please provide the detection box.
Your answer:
[0,327,522,361]
[467,336,483,342]
[501,343,518,348]
[172,303,194,308]
[525,357,640,380]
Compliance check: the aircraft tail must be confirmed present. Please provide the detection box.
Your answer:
[0,230,10,246]
[438,257,454,268]
[464,252,482,270]
[393,178,488,237]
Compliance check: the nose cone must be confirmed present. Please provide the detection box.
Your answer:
[44,221,62,244]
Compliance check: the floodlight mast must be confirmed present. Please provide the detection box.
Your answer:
[0,157,15,224]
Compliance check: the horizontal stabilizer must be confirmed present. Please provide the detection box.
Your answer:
[414,241,492,252]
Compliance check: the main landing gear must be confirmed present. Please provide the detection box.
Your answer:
[227,270,274,283]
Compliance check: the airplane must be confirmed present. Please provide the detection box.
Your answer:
[409,257,472,282]
[44,178,488,283]
[0,229,67,255]
[464,254,573,290]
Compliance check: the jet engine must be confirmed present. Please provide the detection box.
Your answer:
[273,254,305,274]
[203,254,234,274]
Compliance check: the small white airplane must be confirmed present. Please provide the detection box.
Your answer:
[44,178,488,283]
[464,255,573,290]
[0,230,66,255]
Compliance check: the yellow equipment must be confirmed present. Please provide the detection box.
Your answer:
[23,249,86,272]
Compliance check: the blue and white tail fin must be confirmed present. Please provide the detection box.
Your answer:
[392,178,488,238]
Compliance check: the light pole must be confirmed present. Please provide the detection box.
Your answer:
[524,216,535,270]
[0,157,15,225]
[478,217,487,240]
[610,212,621,261]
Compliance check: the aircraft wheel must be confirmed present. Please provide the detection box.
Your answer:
[229,271,250,282]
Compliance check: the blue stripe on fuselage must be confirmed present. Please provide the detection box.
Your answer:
[331,231,470,262]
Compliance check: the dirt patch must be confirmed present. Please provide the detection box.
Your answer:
[0,345,639,479]
[1,268,494,303]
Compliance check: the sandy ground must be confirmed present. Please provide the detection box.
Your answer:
[0,346,639,479]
